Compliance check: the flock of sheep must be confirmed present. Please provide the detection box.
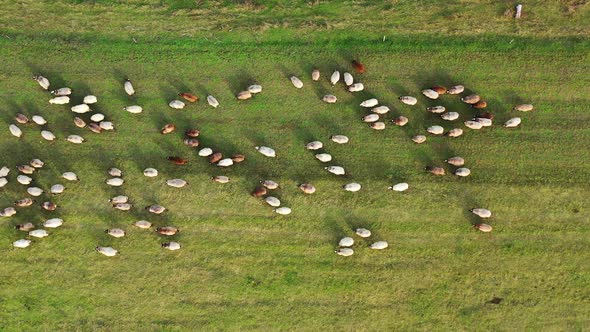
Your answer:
[2,60,534,257]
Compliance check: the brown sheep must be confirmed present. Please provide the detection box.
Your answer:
[15,198,34,207]
[15,113,29,124]
[298,183,316,194]
[251,186,267,198]
[478,112,494,120]
[161,124,176,134]
[231,154,245,163]
[209,152,222,164]
[156,226,179,236]
[184,138,199,147]
[88,123,102,134]
[352,60,365,74]
[179,93,198,103]
[425,166,445,176]
[186,129,200,137]
[392,116,409,126]
[167,156,188,165]
[472,100,487,109]
[431,86,447,95]
[41,201,57,211]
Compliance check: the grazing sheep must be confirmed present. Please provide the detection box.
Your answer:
[370,122,386,130]
[339,237,354,247]
[218,158,234,167]
[49,96,70,104]
[124,79,135,95]
[169,100,185,109]
[108,168,122,177]
[290,76,304,89]
[106,228,126,238]
[41,201,57,211]
[41,130,56,141]
[43,218,63,228]
[99,121,115,130]
[343,72,353,86]
[1,207,17,217]
[441,112,459,121]
[362,114,379,123]
[255,146,276,157]
[134,220,152,229]
[251,186,267,197]
[17,175,32,185]
[207,95,220,108]
[13,239,31,248]
[461,94,481,104]
[312,69,320,81]
[123,105,142,114]
[298,183,316,194]
[470,208,492,218]
[167,156,189,165]
[472,100,487,109]
[514,104,534,112]
[454,167,471,177]
[74,117,86,128]
[248,85,262,94]
[184,138,199,147]
[29,229,49,238]
[305,141,323,150]
[33,75,50,90]
[388,182,409,192]
[90,113,105,122]
[348,83,364,92]
[18,165,35,174]
[106,178,124,186]
[9,124,22,138]
[447,85,465,95]
[198,148,213,157]
[51,87,72,96]
[32,115,47,125]
[265,196,281,207]
[464,120,483,130]
[445,157,465,166]
[370,241,388,250]
[335,248,354,257]
[147,205,166,214]
[156,226,178,236]
[343,182,361,192]
[66,135,85,144]
[71,104,90,113]
[50,184,65,195]
[325,166,345,175]
[360,98,379,107]
[322,95,337,103]
[431,86,447,95]
[143,168,158,177]
[0,177,7,188]
[30,159,44,168]
[231,154,245,163]
[209,152,223,164]
[330,71,340,85]
[478,112,494,120]
[1,166,10,175]
[474,118,493,127]
[274,207,292,215]
[315,153,332,162]
[504,117,522,128]
[261,180,279,189]
[331,135,349,144]
[166,178,187,187]
[371,106,390,114]
[427,125,444,135]
[412,135,426,144]
[186,129,200,137]
[237,91,252,100]
[16,223,34,231]
[355,228,371,238]
[162,242,181,250]
[392,116,409,126]
[110,195,129,204]
[96,246,118,257]
[399,96,417,105]
[83,95,98,104]
[15,113,29,124]
[446,128,463,137]
[27,187,44,196]
[179,92,198,102]
[425,166,445,176]
[113,203,132,211]
[161,124,176,134]
[212,176,230,183]
[427,106,446,114]
[474,223,493,233]
[422,89,439,99]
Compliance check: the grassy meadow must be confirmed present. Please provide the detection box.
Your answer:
[0,1,589,330]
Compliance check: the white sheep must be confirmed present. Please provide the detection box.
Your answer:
[162,242,181,250]
[134,220,152,229]
[43,218,63,228]
[41,130,56,141]
[1,207,17,217]
[422,89,439,99]
[96,246,118,257]
[13,239,31,248]
[325,166,345,175]
[49,96,70,104]
[108,168,122,177]
[471,208,492,218]
[124,105,143,114]
[167,179,187,188]
[474,118,493,127]
[147,205,166,214]
[343,72,353,86]
[0,166,9,177]
[218,158,234,167]
[0,177,7,188]
[198,148,213,157]
[446,128,463,137]
[83,95,98,104]
[207,95,219,108]
[261,180,279,189]
[274,207,292,215]
[441,112,459,121]
[71,104,90,114]
[305,141,323,150]
[370,241,388,250]
[66,135,85,144]
[348,83,364,92]
[455,168,471,177]
[399,96,417,105]
[427,125,444,135]
[315,153,332,162]
[265,196,281,207]
[461,94,481,104]
[33,75,50,90]
[16,223,34,231]
[50,184,65,195]
[27,187,44,196]
[143,168,158,177]
[99,121,114,130]
[248,85,262,94]
[17,175,32,185]
[447,85,464,94]
[360,98,378,107]
[339,237,354,247]
[110,195,128,204]
[124,79,135,95]
[504,117,521,128]
[113,203,132,211]
[370,122,386,130]
[322,95,337,103]
[371,106,390,114]
[169,100,185,109]
[445,156,465,166]
[392,116,409,126]
[330,71,340,85]
[237,91,252,100]
[362,114,379,123]
[106,178,124,186]
[335,248,354,256]
[9,124,22,138]
[474,223,493,233]
[15,113,28,124]
[90,113,105,122]
[106,228,126,238]
[30,159,44,168]
[212,176,230,183]
[355,228,371,238]
[51,87,71,96]
[464,120,483,130]
[312,69,320,81]
[298,183,316,194]
[74,117,86,128]
[255,146,276,157]
[343,182,361,192]
[290,76,304,89]
[427,106,446,114]
[388,182,409,192]
[29,229,49,238]
[32,115,47,125]
[412,135,426,144]
[330,135,349,144]
[514,104,534,112]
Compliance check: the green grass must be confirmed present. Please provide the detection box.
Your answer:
[0,1,589,331]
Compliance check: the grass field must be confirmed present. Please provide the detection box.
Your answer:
[1,1,589,330]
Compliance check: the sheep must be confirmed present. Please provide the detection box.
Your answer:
[441,112,459,121]
[51,87,72,96]
[15,113,29,124]
[106,228,126,238]
[265,196,281,207]
[108,168,122,177]
[9,124,22,138]
[392,116,409,126]
[13,239,31,248]
[0,177,7,188]
[237,91,252,100]
[109,195,129,204]
[143,168,158,177]
[447,85,465,95]
[16,223,35,231]
[186,129,200,137]
[71,104,90,114]
[474,223,493,233]
[360,98,378,107]
[422,89,439,99]
[290,76,304,89]
[156,226,178,235]
[371,106,390,114]
[30,159,44,168]
[96,246,118,257]
[248,85,262,94]
[99,121,115,131]
[446,128,463,137]
[348,83,364,92]
[470,208,492,218]
[207,95,220,108]
[431,86,447,95]
[50,184,65,195]
[0,166,10,177]
[445,157,465,166]
[255,146,276,158]
[261,180,279,189]
[514,104,534,112]
[209,152,223,164]
[83,95,98,104]
[412,135,426,144]
[339,237,354,247]
[311,69,320,81]
[335,248,354,256]
[29,229,49,238]
[183,138,199,147]
[33,75,50,90]
[18,164,36,173]
[305,141,323,150]
[352,60,366,73]
[43,218,63,228]
[325,166,345,175]
[49,96,70,104]
[1,207,17,217]
[251,186,267,197]
[427,106,446,114]
[274,207,292,215]
[330,135,349,144]
[388,182,409,192]
[74,117,86,128]
[343,72,353,86]
[472,100,487,109]
[370,241,388,250]
[179,92,199,102]
[27,187,44,196]
[113,203,132,211]
[362,114,379,123]
[106,178,124,186]
[464,120,483,130]
[41,201,57,211]
[166,178,188,189]
[298,183,316,194]
[322,95,337,103]
[198,148,213,157]
[66,135,85,144]
[162,242,182,250]
[134,220,152,229]
[370,122,386,130]
[212,176,230,183]
[87,123,102,133]
[124,79,135,95]
[169,100,185,109]
[218,158,234,167]
[478,112,494,120]
[504,117,522,128]
[315,153,332,162]
[454,167,471,177]
[425,166,445,176]
[427,125,444,135]
[343,182,361,192]
[330,71,340,85]
[32,115,47,125]
[474,118,493,127]
[399,96,417,105]
[124,105,142,114]
[90,113,105,122]
[147,205,166,214]
[461,94,481,104]
[17,175,32,185]
[167,156,189,165]
[161,124,176,134]
[41,130,56,141]
[355,228,371,238]
[231,154,245,163]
